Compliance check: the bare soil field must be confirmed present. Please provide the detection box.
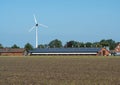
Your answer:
[0,56,120,85]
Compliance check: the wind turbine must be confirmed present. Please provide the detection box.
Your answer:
[29,14,48,48]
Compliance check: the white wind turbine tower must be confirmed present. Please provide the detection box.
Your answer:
[29,14,48,48]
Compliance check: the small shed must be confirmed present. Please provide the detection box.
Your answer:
[29,48,110,56]
[97,48,110,56]
[0,48,26,56]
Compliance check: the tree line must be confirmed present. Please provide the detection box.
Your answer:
[38,39,118,50]
[0,39,119,50]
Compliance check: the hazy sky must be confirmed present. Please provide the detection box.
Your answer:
[0,0,120,48]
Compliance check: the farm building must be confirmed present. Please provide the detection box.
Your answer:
[29,47,110,56]
[112,43,120,56]
[0,48,26,56]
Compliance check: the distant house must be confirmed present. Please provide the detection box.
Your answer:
[0,48,26,56]
[112,43,120,56]
[29,48,110,56]
[114,43,120,52]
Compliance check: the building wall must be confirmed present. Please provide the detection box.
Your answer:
[0,48,26,56]
[0,52,24,56]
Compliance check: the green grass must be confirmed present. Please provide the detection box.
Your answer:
[0,56,120,85]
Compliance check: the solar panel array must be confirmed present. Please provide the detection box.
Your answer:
[29,48,101,53]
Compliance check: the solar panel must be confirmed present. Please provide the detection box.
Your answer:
[29,48,101,53]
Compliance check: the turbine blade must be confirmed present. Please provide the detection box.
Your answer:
[33,14,37,24]
[39,24,48,28]
[29,26,35,32]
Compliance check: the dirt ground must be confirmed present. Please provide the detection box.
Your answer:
[0,56,120,85]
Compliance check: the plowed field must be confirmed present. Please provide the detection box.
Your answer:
[0,56,120,85]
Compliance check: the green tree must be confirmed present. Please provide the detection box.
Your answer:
[38,44,45,48]
[24,43,33,51]
[49,39,62,48]
[65,40,80,48]
[92,42,102,47]
[100,39,109,47]
[85,42,92,47]
[0,44,3,48]
[99,39,116,50]
[11,44,20,48]
[106,39,116,50]
[38,44,49,48]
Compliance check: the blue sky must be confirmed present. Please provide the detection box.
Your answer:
[0,0,120,48]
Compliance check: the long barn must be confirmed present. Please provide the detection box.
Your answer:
[0,48,26,56]
[29,48,110,56]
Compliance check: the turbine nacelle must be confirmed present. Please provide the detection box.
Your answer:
[36,24,39,27]
[29,15,48,32]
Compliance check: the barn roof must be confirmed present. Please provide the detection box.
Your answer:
[0,48,25,53]
[29,48,102,53]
